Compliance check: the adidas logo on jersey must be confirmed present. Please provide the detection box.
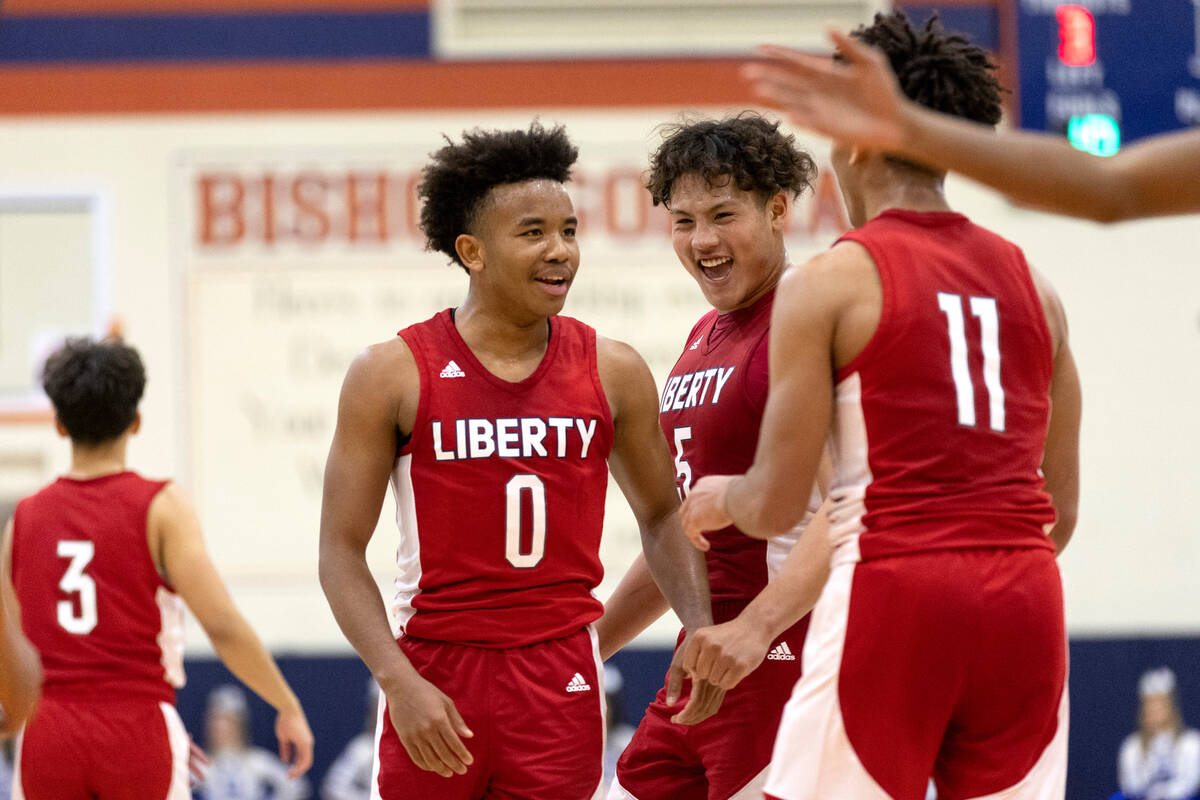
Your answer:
[767,642,797,661]
[688,335,704,351]
[565,672,592,693]
[439,360,465,378]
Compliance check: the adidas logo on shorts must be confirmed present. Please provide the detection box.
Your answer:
[565,672,592,693]
[439,360,465,378]
[767,641,797,661]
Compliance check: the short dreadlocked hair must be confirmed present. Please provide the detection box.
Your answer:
[418,122,579,271]
[646,112,817,208]
[42,337,145,445]
[851,11,1003,127]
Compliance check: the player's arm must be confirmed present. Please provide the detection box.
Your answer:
[597,336,723,722]
[318,340,473,779]
[746,32,1200,222]
[1031,269,1081,554]
[594,552,669,661]
[681,250,846,543]
[151,485,313,777]
[0,518,41,737]
[682,495,833,695]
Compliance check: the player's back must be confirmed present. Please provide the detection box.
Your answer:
[831,209,1057,561]
[392,309,614,648]
[10,471,184,702]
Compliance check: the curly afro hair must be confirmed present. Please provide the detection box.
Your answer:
[646,112,817,208]
[42,337,145,445]
[418,122,579,271]
[850,11,1004,127]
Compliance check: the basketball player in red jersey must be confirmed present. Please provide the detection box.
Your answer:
[318,122,720,800]
[0,568,40,737]
[682,13,1082,800]
[3,337,313,799]
[595,114,835,800]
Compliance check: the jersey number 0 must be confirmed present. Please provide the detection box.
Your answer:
[505,474,546,568]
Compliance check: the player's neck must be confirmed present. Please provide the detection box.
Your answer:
[66,437,129,480]
[453,298,552,365]
[861,176,952,222]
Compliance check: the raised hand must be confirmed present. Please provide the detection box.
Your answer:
[742,31,908,153]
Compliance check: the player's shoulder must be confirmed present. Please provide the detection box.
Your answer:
[594,333,647,377]
[344,336,419,393]
[781,241,877,304]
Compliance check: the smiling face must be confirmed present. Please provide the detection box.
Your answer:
[668,173,788,314]
[458,179,580,319]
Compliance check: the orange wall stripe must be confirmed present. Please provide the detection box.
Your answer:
[3,0,426,13]
[0,59,754,115]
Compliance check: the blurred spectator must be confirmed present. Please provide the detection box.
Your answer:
[602,664,636,793]
[1113,668,1200,800]
[320,680,380,800]
[0,740,13,800]
[196,685,309,800]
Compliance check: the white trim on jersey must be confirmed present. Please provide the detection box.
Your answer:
[763,561,890,800]
[389,453,424,637]
[827,372,873,566]
[587,624,608,800]
[156,586,187,689]
[369,686,387,800]
[960,679,1069,800]
[161,701,193,799]
[728,765,773,799]
[13,726,24,800]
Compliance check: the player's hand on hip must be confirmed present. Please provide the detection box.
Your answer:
[681,618,771,691]
[387,675,474,778]
[187,735,211,786]
[679,475,736,550]
[275,704,315,779]
[665,628,729,724]
[670,675,726,726]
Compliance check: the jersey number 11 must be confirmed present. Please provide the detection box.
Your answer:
[938,292,1006,433]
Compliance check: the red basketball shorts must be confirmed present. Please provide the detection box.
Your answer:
[765,547,1068,800]
[373,626,605,800]
[610,602,809,800]
[16,695,190,800]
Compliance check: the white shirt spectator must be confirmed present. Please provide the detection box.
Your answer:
[321,733,374,800]
[1119,728,1200,800]
[195,746,309,800]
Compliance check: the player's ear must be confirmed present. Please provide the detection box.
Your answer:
[848,146,868,166]
[767,191,790,231]
[455,234,485,275]
[130,412,142,435]
[53,415,68,438]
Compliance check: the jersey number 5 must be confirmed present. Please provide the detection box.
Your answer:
[672,426,693,500]
[505,474,546,569]
[57,540,98,634]
[938,292,1006,432]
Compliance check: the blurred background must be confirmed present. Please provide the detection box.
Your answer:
[0,1,1197,798]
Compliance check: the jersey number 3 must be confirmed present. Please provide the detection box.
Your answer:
[57,540,98,634]
[938,292,1006,432]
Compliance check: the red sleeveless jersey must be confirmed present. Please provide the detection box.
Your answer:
[10,472,185,703]
[391,309,614,648]
[831,210,1057,561]
[659,290,818,606]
